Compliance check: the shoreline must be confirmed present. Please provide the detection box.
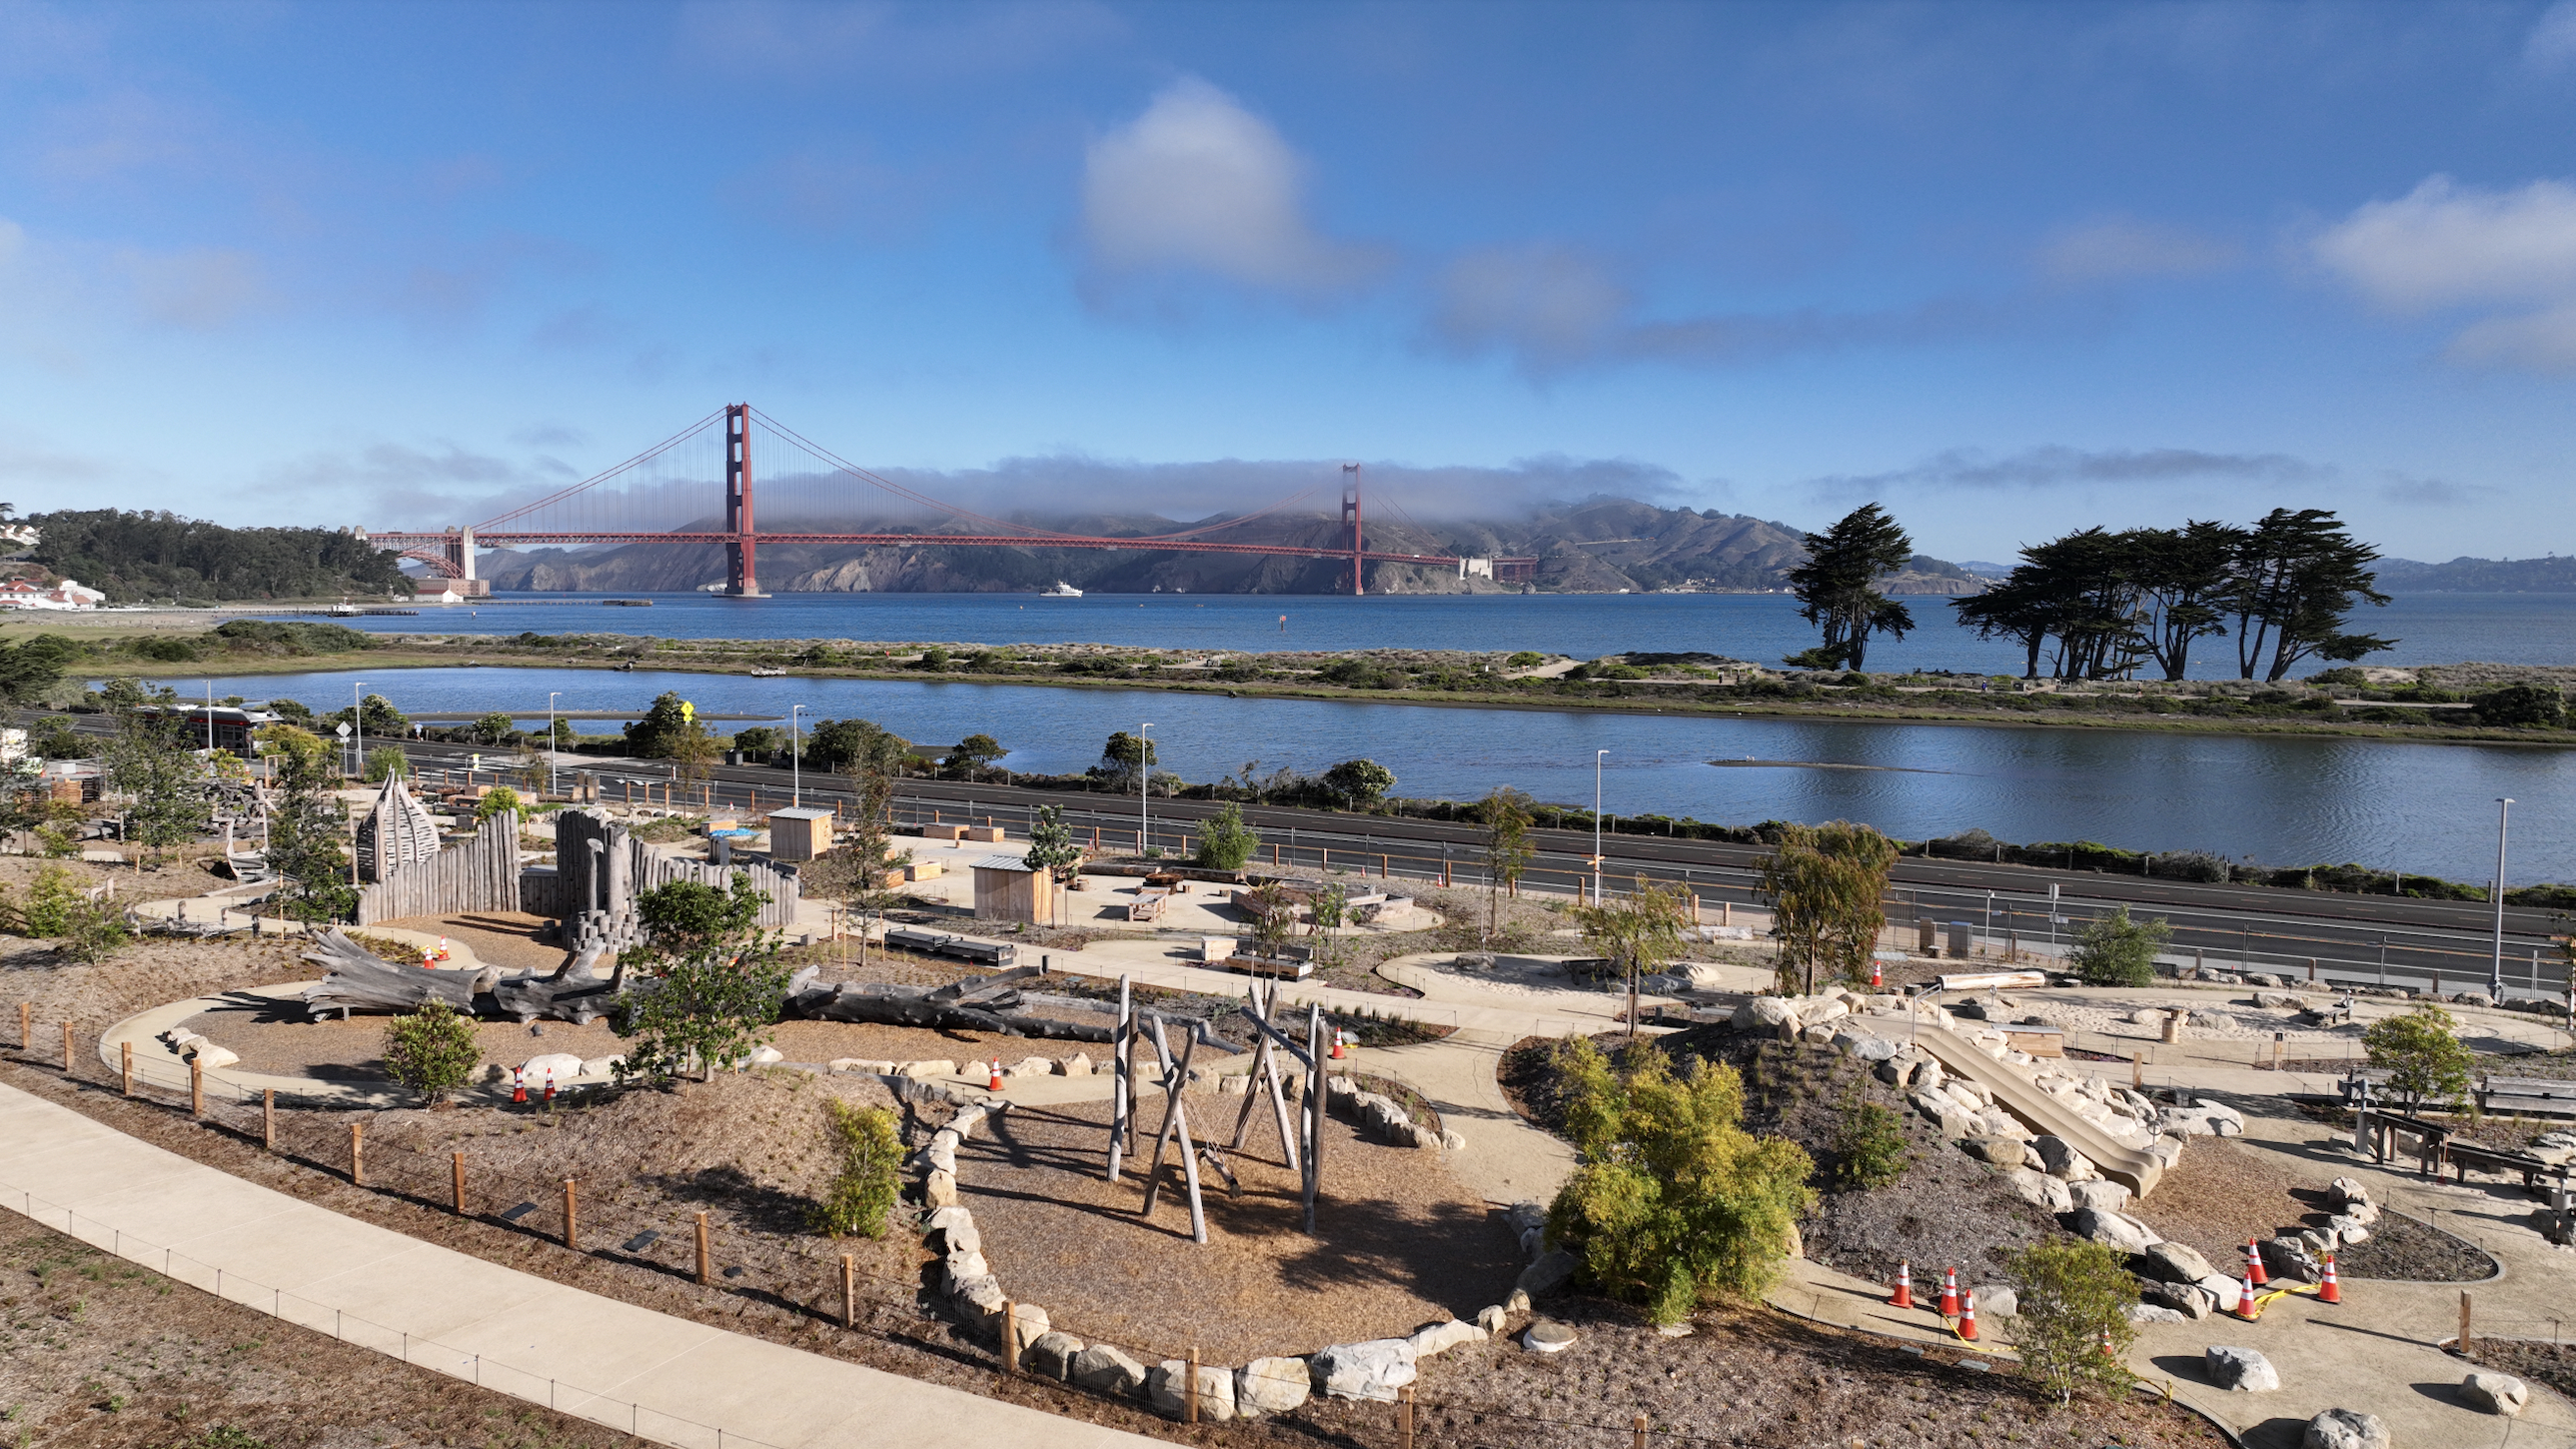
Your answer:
[83,638,2576,750]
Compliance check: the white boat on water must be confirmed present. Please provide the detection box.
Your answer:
[1040,582,1083,597]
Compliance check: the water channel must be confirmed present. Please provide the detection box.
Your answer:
[174,666,2576,886]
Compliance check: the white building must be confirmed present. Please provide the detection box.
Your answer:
[0,578,104,611]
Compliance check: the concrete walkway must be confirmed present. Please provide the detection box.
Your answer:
[0,1080,1158,1449]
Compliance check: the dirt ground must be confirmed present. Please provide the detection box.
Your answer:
[957,1095,1518,1364]
[373,912,570,972]
[0,1220,641,1449]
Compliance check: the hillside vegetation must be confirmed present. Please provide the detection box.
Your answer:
[26,509,413,603]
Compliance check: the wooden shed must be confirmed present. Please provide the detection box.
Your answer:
[970,851,1056,926]
[765,806,833,862]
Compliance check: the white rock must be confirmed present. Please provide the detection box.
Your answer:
[2327,1176,2373,1208]
[2327,1215,2371,1245]
[899,1059,957,1079]
[2196,1274,2243,1312]
[1235,1357,1310,1416]
[1025,1330,1084,1380]
[2127,1304,2187,1324]
[2300,1408,2388,1449]
[829,1057,894,1074]
[1309,1339,1417,1401]
[1149,1360,1236,1421]
[582,1054,625,1076]
[2462,1371,2529,1417]
[1733,997,1799,1031]
[2031,1136,2092,1179]
[1475,1304,1510,1333]
[2067,1180,2132,1214]
[2004,1169,2074,1212]
[925,1206,979,1255]
[2205,1345,2279,1392]
[924,1168,957,1208]
[1070,1343,1148,1396]
[746,1045,785,1066]
[521,1051,586,1081]
[190,1043,241,1069]
[2067,1207,2160,1253]
[1406,1318,1486,1357]
[1059,1052,1094,1076]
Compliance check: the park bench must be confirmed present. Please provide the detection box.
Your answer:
[882,926,1015,967]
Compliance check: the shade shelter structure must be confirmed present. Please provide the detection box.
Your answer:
[970,852,1056,926]
[765,806,832,862]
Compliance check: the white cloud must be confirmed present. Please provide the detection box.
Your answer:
[1081,77,1384,296]
[2313,176,2576,371]
[2036,218,2239,282]
[117,246,270,330]
[2528,1,2576,69]
[1806,445,2322,504]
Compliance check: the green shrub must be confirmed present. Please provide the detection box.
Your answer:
[474,785,522,822]
[810,1099,902,1237]
[2005,1239,2137,1404]
[382,998,481,1102]
[1504,651,1546,669]
[2069,905,2169,987]
[11,863,129,962]
[2472,684,2566,728]
[1194,801,1260,871]
[1827,1095,1912,1190]
[1543,1037,1814,1324]
[2363,1002,2474,1110]
[363,746,410,782]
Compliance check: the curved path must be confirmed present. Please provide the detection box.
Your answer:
[0,1079,1159,1449]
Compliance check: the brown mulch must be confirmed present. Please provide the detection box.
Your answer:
[2336,1210,2499,1282]
[958,1095,1518,1364]
[1295,1296,2230,1449]
[0,1219,641,1449]
[2128,1132,2499,1282]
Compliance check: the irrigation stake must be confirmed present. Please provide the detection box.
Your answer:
[121,1039,132,1095]
[1633,1412,1650,1449]
[1186,1344,1200,1424]
[17,1001,27,1048]
[563,1178,578,1249]
[263,1089,275,1150]
[694,1211,710,1285]
[842,1254,855,1330]
[350,1120,365,1186]
[62,1020,73,1071]
[1395,1383,1412,1449]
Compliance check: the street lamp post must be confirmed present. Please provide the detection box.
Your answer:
[1139,723,1154,856]
[547,692,562,797]
[2493,796,2515,1002]
[1593,749,1608,904]
[351,682,367,779]
[790,705,806,807]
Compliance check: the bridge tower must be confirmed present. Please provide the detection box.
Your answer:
[1341,464,1363,596]
[723,404,763,597]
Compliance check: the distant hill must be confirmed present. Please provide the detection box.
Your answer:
[463,499,1988,597]
[27,510,413,604]
[2374,556,2576,593]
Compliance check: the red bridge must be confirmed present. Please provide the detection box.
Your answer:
[362,404,1533,597]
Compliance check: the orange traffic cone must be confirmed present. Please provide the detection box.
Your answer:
[512,1068,527,1105]
[542,1069,556,1105]
[2233,1271,2260,1321]
[1938,1266,1960,1318]
[1871,957,1884,989]
[2099,1327,2116,1357]
[1331,1030,1348,1060]
[988,1058,1004,1091]
[1891,1260,1915,1310]
[2317,1252,2341,1305]
[1957,1288,1978,1342]
[2244,1238,2268,1287]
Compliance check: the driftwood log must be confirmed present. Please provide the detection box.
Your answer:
[300,929,631,1024]
[785,967,1238,1051]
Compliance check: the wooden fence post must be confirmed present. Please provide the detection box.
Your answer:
[452,1151,467,1215]
[563,1179,577,1249]
[1395,1384,1413,1449]
[191,1058,203,1117]
[17,1001,27,1048]
[121,1039,132,1095]
[350,1121,365,1185]
[2461,1290,2474,1352]
[1632,1411,1649,1449]
[1186,1345,1199,1424]
[1004,1301,1019,1376]
[694,1211,710,1284]
[61,1020,73,1071]
[842,1254,855,1329]
[263,1089,275,1150]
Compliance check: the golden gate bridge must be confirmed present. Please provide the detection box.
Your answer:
[361,404,1534,598]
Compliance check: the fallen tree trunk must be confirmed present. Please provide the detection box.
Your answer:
[786,977,1238,1051]
[300,930,632,1024]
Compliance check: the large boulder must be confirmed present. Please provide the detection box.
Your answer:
[2196,1274,2244,1313]
[2067,1208,2161,1254]
[2030,1136,2093,1180]
[1970,1284,2017,1317]
[1517,1248,1577,1298]
[2300,1408,2388,1449]
[2004,1169,2073,1212]
[1733,996,1799,1032]
[1024,1330,1084,1381]
[925,1206,979,1257]
[1962,1136,2025,1167]
[923,1168,957,1208]
[2139,1281,2214,1319]
[2138,1241,2216,1284]
[1235,1358,1311,1417]
[2258,1236,2322,1285]
[2327,1176,2373,1209]
[2187,1009,2239,1031]
[2067,1180,2133,1215]
[1833,1030,1900,1063]
[2462,1371,2529,1417]
[1149,1360,1236,1421]
[522,1051,587,1081]
[2205,1346,2279,1392]
[1070,1343,1149,1396]
[2253,991,2311,1010]
[1309,1339,1417,1402]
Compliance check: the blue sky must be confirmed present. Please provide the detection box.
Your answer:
[9,1,2576,563]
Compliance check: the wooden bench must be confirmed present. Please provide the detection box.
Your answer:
[1126,889,1169,923]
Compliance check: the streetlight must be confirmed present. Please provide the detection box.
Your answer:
[1139,723,1154,857]
[351,681,367,779]
[1593,749,1608,904]
[790,705,807,807]
[2492,796,2515,1002]
[547,692,563,796]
